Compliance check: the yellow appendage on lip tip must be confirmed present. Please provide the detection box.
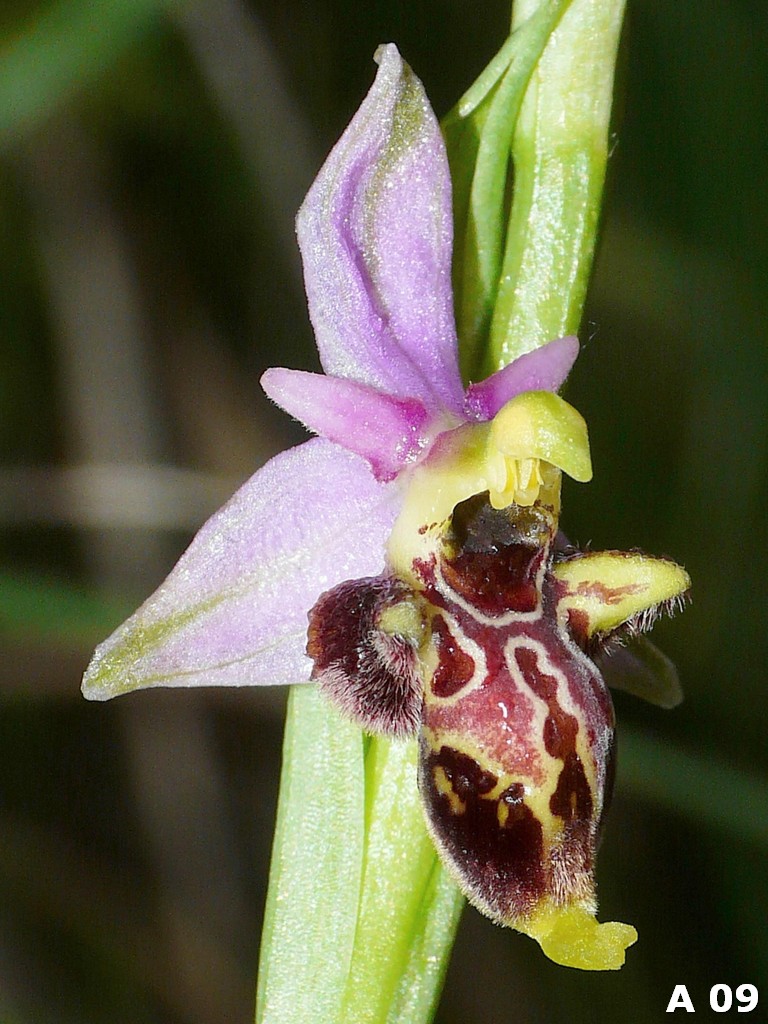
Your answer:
[521,904,638,971]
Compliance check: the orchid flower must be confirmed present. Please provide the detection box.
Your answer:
[82,45,689,971]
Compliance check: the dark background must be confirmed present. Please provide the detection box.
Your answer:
[1,1,766,1021]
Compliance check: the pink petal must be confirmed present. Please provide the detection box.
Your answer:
[261,367,432,481]
[82,439,402,699]
[464,336,579,421]
[297,44,464,415]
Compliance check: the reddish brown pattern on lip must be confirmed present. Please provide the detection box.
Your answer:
[416,500,617,925]
[430,615,475,698]
[441,546,543,616]
[514,646,580,760]
[419,740,546,921]
[513,645,593,823]
[575,580,644,604]
[425,679,544,783]
[549,752,593,824]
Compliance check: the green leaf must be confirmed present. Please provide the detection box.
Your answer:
[444,0,574,381]
[256,685,365,1024]
[340,737,463,1024]
[256,688,463,1024]
[487,0,627,370]
[384,862,464,1024]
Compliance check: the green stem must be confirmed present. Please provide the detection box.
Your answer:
[256,686,365,1024]
[341,737,463,1024]
[256,688,463,1024]
[486,0,626,372]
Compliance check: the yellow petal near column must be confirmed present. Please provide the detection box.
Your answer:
[388,391,593,580]
[489,391,592,484]
[553,551,691,637]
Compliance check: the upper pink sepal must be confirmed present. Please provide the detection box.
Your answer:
[81,439,401,700]
[296,44,464,415]
[464,336,579,421]
[261,367,432,481]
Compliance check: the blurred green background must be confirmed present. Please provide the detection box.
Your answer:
[1,1,766,1021]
